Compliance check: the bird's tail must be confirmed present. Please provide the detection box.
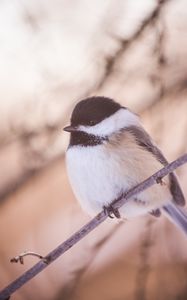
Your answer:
[163,203,187,235]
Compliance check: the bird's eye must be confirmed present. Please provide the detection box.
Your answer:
[89,120,96,126]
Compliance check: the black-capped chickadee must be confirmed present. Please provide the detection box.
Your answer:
[64,96,187,234]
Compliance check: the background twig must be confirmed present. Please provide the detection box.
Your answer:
[0,153,187,300]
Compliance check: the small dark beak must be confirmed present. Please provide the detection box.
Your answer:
[63,125,78,132]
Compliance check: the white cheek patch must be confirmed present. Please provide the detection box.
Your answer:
[78,108,140,136]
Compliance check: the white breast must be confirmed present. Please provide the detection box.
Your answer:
[66,145,131,215]
[66,143,171,218]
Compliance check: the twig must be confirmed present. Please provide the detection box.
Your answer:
[10,252,45,265]
[0,153,187,300]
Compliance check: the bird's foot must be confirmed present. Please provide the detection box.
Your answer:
[150,208,161,217]
[103,205,121,219]
[156,176,166,186]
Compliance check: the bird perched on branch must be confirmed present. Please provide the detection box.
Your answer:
[64,96,187,234]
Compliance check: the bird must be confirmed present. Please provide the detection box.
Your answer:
[64,96,187,234]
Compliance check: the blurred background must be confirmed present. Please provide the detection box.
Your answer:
[0,0,187,299]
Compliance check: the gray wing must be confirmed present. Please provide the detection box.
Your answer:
[126,126,185,206]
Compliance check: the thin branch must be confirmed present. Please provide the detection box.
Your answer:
[0,153,187,300]
[96,0,170,90]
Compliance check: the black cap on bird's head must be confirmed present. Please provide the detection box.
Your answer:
[64,96,123,132]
